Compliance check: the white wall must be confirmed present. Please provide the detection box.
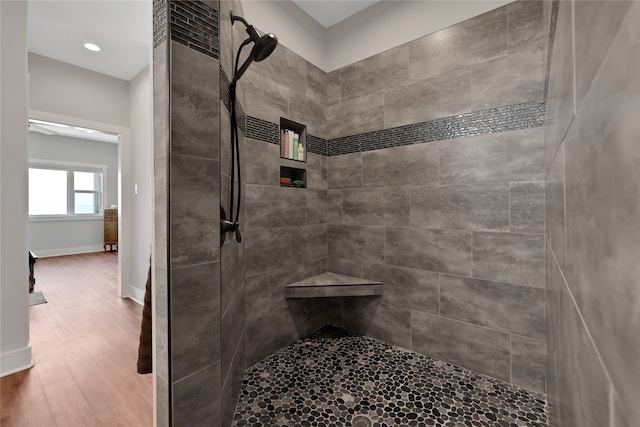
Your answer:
[28,53,130,127]
[0,0,32,377]
[27,52,146,302]
[241,0,511,72]
[128,66,153,303]
[241,0,326,68]
[28,132,119,257]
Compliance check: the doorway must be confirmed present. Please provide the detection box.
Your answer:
[27,113,132,298]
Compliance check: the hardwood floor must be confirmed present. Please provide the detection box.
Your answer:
[0,252,153,427]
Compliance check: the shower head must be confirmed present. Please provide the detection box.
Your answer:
[252,33,278,62]
[230,10,278,83]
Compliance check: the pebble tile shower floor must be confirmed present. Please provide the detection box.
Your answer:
[233,326,547,427]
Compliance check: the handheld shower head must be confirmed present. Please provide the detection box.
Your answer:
[252,33,278,62]
[230,11,278,83]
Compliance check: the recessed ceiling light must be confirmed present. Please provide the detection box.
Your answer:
[83,42,101,52]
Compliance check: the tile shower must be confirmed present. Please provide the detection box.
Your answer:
[153,0,639,426]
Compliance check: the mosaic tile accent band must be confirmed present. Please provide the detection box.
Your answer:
[169,0,219,60]
[307,135,328,156]
[152,0,167,48]
[236,100,544,157]
[328,100,545,156]
[220,68,231,113]
[233,326,548,426]
[245,116,279,145]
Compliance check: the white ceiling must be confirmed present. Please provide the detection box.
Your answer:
[27,0,373,81]
[291,0,380,28]
[28,0,151,81]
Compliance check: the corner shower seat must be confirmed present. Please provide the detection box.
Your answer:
[284,271,383,298]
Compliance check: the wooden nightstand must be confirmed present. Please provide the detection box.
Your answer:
[104,208,118,251]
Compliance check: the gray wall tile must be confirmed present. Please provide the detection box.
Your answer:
[328,257,363,278]
[546,246,562,427]
[153,43,169,158]
[244,185,305,230]
[327,152,362,189]
[245,300,306,367]
[221,239,244,313]
[304,189,327,225]
[507,0,544,53]
[546,145,566,268]
[614,394,632,427]
[172,363,221,427]
[561,5,640,419]
[266,143,281,187]
[511,335,546,393]
[244,227,291,276]
[363,263,438,315]
[326,94,384,140]
[288,94,326,137]
[343,187,410,226]
[250,43,306,95]
[384,68,471,129]
[470,46,544,111]
[306,153,327,190]
[170,155,220,267]
[326,190,343,224]
[155,266,169,382]
[328,225,385,264]
[291,224,328,261]
[171,42,220,159]
[408,7,507,81]
[171,262,221,381]
[154,156,168,269]
[510,181,545,233]
[439,127,544,184]
[306,61,327,106]
[243,69,289,124]
[308,297,343,332]
[386,227,472,276]
[555,274,610,427]
[221,330,245,427]
[341,46,409,100]
[325,70,341,106]
[544,0,574,171]
[245,272,269,324]
[219,0,233,79]
[343,298,411,349]
[220,102,231,176]
[412,312,511,381]
[362,143,439,188]
[573,0,630,110]
[440,274,546,340]
[244,139,270,185]
[473,231,545,287]
[411,184,509,231]
[156,376,169,427]
[221,282,245,379]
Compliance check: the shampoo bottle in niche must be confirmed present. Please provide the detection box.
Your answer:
[293,133,299,160]
[288,131,294,159]
[298,142,305,161]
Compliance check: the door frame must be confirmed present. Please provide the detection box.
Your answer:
[29,109,132,298]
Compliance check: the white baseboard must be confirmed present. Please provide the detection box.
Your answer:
[0,345,33,377]
[124,284,145,306]
[33,245,106,258]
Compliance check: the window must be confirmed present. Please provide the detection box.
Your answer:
[29,161,106,217]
